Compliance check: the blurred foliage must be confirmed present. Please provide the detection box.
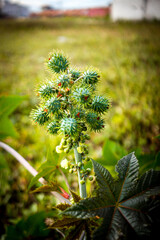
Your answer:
[0,17,160,239]
[0,95,25,139]
[5,211,63,240]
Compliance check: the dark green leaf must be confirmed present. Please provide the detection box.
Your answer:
[64,153,160,240]
[70,190,81,203]
[54,203,71,211]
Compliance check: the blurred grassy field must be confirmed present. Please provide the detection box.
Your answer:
[0,17,160,235]
[0,18,160,153]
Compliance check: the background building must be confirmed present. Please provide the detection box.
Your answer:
[111,0,160,20]
[1,0,29,17]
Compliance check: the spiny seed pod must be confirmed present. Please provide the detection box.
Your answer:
[61,118,78,136]
[48,52,69,73]
[73,88,91,104]
[92,96,109,114]
[90,118,104,131]
[69,69,81,81]
[38,83,55,98]
[31,108,49,125]
[74,109,85,119]
[57,74,70,88]
[47,121,59,134]
[86,112,98,124]
[45,97,61,114]
[83,70,99,85]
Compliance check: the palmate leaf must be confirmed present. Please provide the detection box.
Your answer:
[64,152,160,240]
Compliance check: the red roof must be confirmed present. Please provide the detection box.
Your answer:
[30,7,110,18]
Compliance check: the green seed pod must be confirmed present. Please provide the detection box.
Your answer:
[47,121,59,134]
[38,83,55,98]
[73,88,91,104]
[45,97,61,114]
[48,52,69,73]
[60,118,78,136]
[69,69,81,81]
[92,96,109,114]
[57,74,70,88]
[83,70,99,85]
[31,108,49,125]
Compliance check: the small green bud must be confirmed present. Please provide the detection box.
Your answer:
[85,157,90,161]
[80,180,85,185]
[56,145,63,153]
[60,158,69,169]
[78,162,82,167]
[88,176,94,181]
[86,168,91,173]
[70,197,74,204]
[64,147,70,153]
[77,146,83,153]
[69,169,73,174]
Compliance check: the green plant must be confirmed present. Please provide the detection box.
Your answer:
[31,51,110,198]
[30,51,160,240]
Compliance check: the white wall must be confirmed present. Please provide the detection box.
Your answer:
[146,0,160,19]
[111,0,160,20]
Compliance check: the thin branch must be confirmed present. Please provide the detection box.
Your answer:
[0,141,70,204]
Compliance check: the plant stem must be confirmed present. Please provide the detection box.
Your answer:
[74,146,87,198]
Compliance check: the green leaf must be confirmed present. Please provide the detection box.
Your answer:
[5,211,55,240]
[28,167,56,190]
[0,117,18,139]
[64,153,160,240]
[0,95,25,139]
[102,139,127,166]
[0,95,24,118]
